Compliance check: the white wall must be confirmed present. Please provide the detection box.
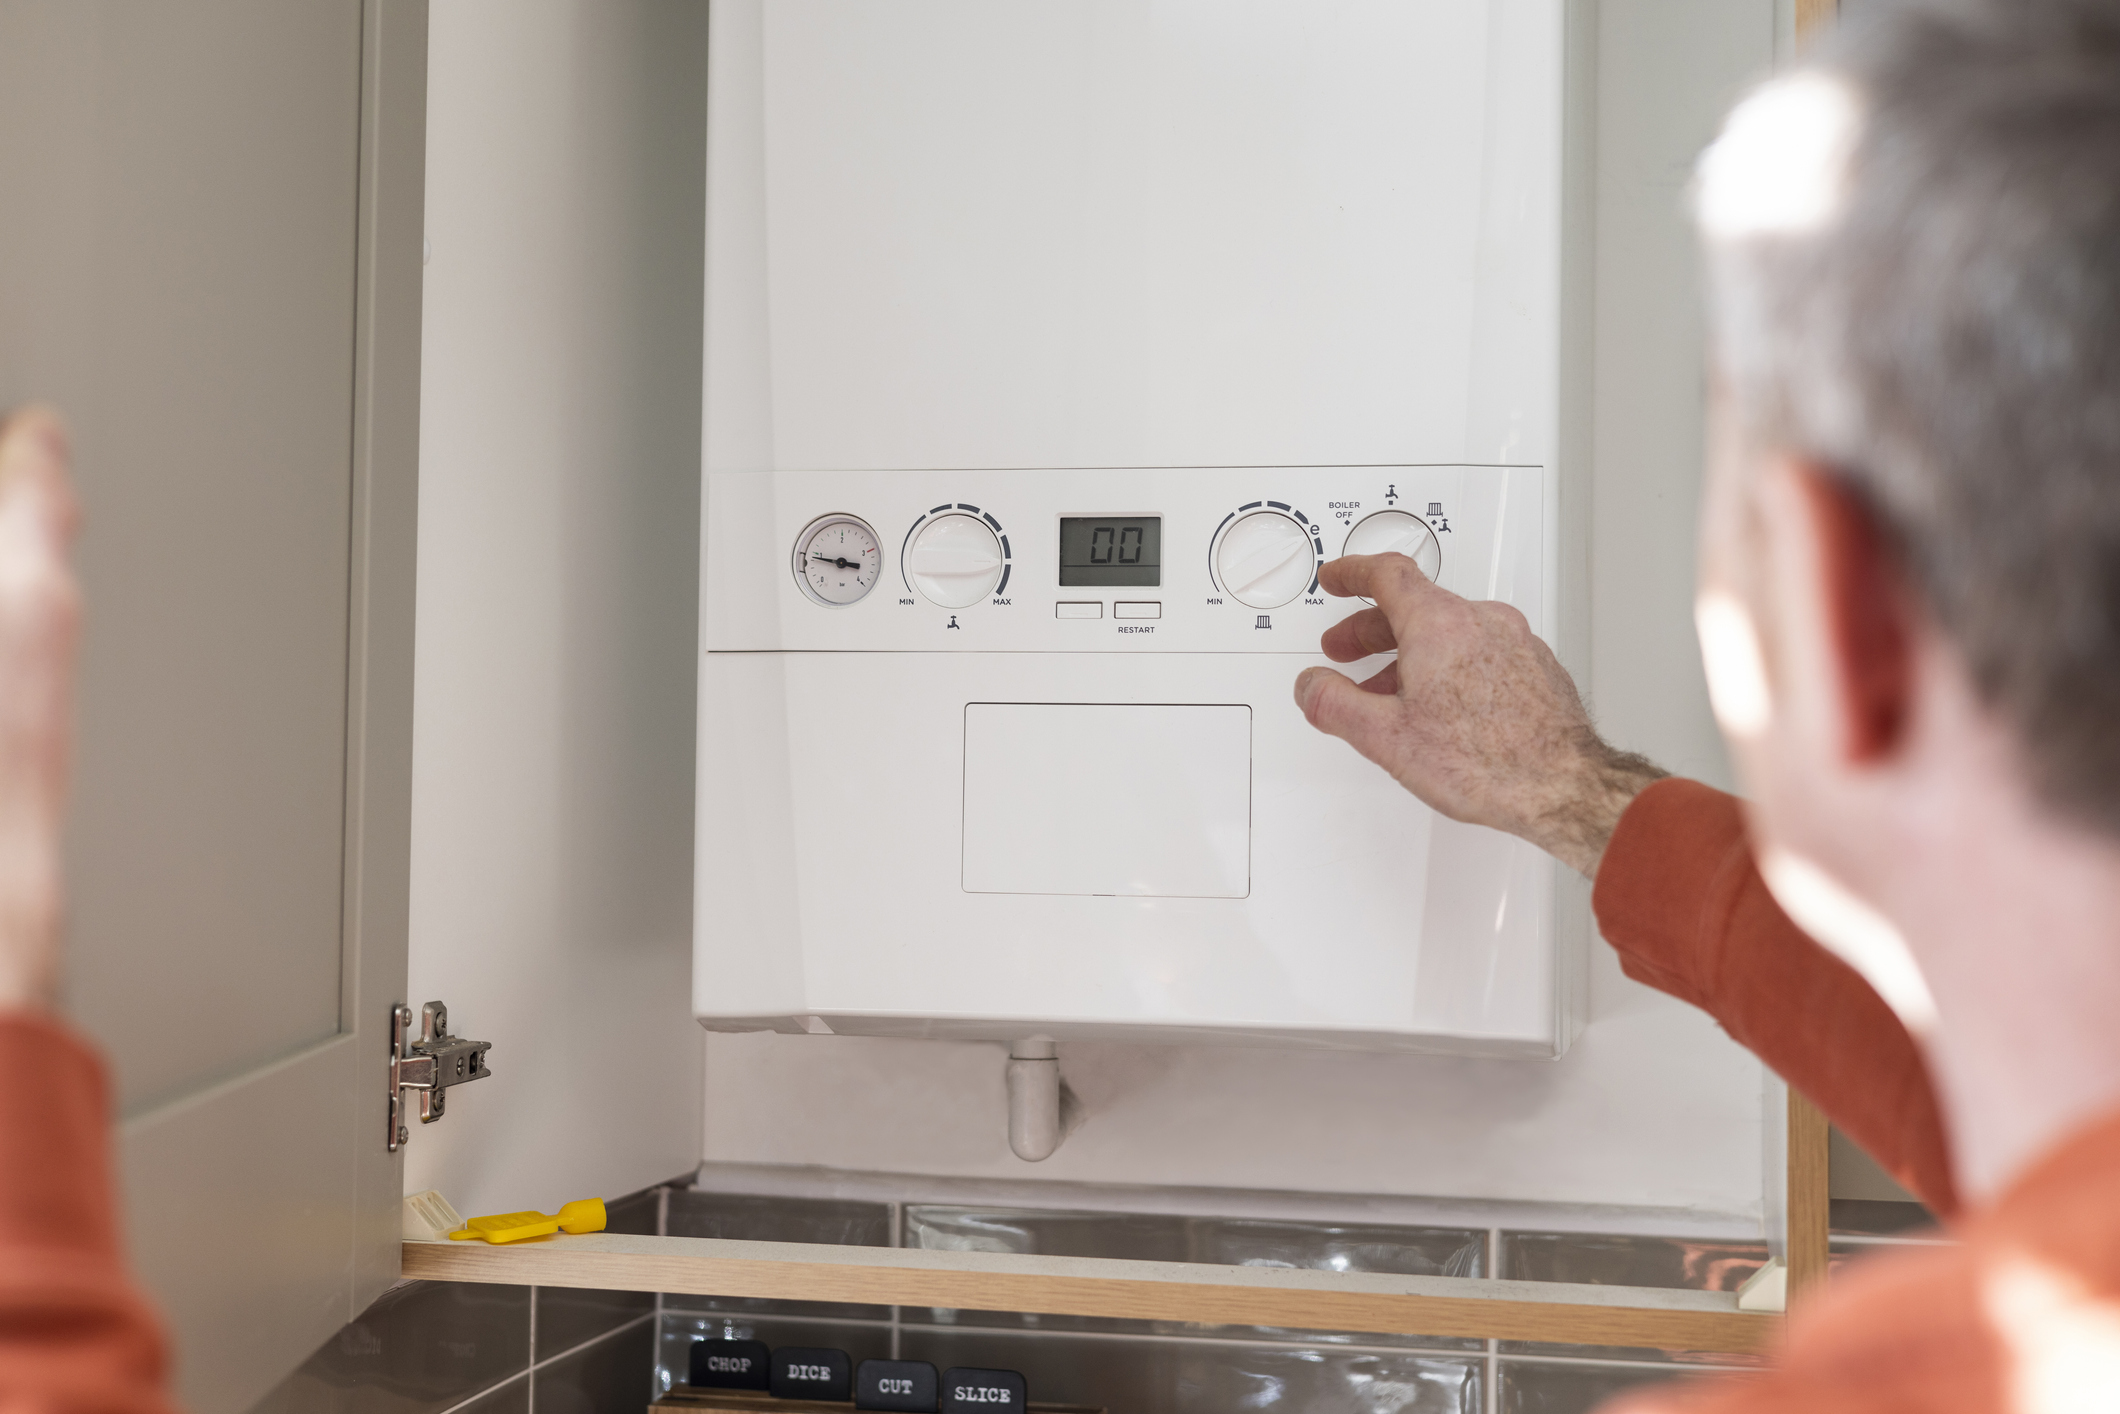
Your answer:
[695,0,1784,1227]
[406,0,709,1219]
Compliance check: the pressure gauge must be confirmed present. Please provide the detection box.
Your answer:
[792,514,882,606]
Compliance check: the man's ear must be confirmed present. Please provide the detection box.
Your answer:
[1793,464,1914,763]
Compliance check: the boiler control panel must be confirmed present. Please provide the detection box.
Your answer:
[704,464,1544,653]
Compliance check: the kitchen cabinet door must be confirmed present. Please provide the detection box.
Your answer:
[0,2,426,1408]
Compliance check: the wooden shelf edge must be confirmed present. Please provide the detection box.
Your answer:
[403,1234,1778,1353]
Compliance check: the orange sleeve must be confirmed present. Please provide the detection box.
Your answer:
[0,1011,178,1413]
[1591,778,1959,1219]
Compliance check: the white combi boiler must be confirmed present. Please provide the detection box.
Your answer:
[697,2,1593,1088]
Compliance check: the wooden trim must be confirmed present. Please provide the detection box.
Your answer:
[1786,1090,1833,1300]
[406,1234,1778,1353]
[1796,0,1838,41]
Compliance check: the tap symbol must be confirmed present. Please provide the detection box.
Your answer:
[946,615,960,629]
[1385,484,1399,505]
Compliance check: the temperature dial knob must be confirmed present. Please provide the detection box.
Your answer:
[906,513,1004,608]
[1215,510,1316,609]
[1341,510,1442,581]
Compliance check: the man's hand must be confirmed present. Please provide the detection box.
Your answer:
[0,407,80,1011]
[1292,554,1663,878]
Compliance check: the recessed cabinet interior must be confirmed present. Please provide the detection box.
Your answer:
[399,0,1835,1368]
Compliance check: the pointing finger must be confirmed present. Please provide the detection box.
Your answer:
[1294,666,1402,763]
[1318,552,1443,617]
[1320,605,1399,663]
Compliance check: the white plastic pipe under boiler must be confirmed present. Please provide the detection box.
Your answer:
[1006,1039,1062,1162]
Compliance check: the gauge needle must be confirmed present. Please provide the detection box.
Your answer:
[811,554,866,570]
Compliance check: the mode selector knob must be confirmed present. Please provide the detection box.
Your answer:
[1341,509,1441,581]
[1215,511,1315,609]
[907,513,1004,609]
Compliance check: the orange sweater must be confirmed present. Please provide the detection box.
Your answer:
[1598,779,2120,1412]
[1595,778,1957,1217]
[0,1012,176,1412]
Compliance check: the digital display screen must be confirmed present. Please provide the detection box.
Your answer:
[1058,517,1161,587]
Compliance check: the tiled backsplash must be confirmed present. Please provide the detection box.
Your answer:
[1496,1232,1771,1367]
[900,1205,1486,1349]
[251,1179,1936,1414]
[664,1192,895,1323]
[649,1188,1784,1414]
[247,1187,665,1414]
[1497,1359,1689,1414]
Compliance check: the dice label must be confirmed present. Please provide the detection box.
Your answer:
[772,1347,852,1402]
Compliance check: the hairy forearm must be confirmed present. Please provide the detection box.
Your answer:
[1296,556,1668,880]
[1529,737,1669,879]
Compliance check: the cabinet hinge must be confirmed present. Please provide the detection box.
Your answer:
[388,1001,492,1152]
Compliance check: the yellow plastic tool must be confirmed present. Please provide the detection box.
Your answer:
[448,1197,607,1245]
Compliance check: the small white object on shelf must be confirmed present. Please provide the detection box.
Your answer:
[1737,1258,1788,1313]
[402,1189,465,1243]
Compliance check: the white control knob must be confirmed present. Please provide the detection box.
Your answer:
[1341,509,1441,581]
[906,513,1004,608]
[1215,511,1316,609]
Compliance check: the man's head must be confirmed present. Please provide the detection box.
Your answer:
[1692,0,2120,950]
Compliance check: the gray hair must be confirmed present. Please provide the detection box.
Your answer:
[1697,0,2120,830]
